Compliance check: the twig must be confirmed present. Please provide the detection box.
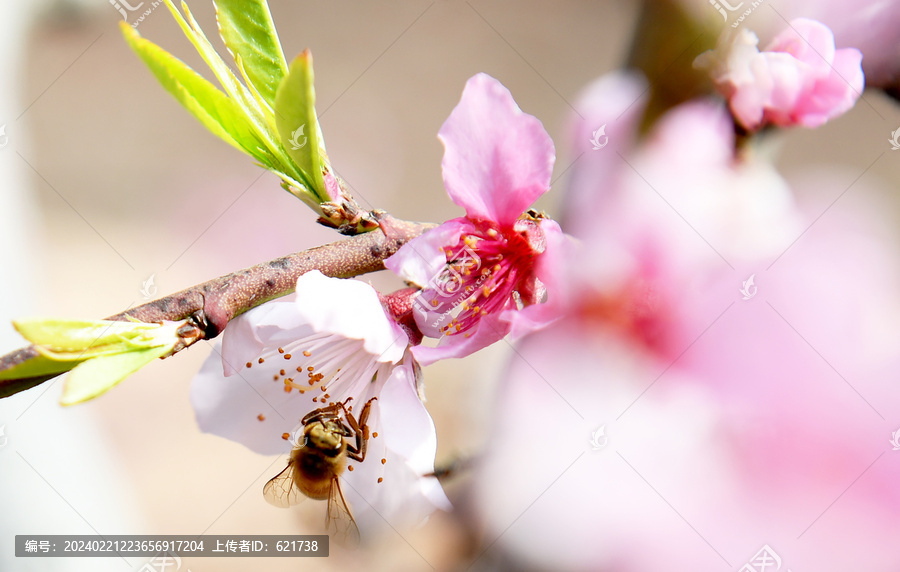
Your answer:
[0,217,433,399]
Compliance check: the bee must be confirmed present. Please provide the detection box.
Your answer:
[264,397,376,544]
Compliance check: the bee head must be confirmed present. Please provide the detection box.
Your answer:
[306,421,344,452]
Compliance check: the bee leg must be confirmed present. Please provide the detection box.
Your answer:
[343,397,376,462]
[301,401,343,425]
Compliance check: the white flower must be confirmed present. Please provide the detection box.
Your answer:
[190,271,449,530]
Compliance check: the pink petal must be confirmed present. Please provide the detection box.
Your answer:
[504,219,570,340]
[767,18,836,69]
[793,47,864,127]
[293,271,407,363]
[565,71,648,233]
[384,218,469,289]
[411,313,510,366]
[438,73,555,226]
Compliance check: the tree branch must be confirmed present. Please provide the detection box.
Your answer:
[0,217,432,399]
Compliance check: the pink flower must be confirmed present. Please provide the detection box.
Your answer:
[695,19,864,130]
[190,271,449,531]
[385,73,563,365]
[471,72,900,570]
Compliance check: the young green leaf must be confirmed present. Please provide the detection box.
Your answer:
[275,51,329,202]
[121,22,277,168]
[11,318,189,404]
[214,0,288,105]
[60,345,172,406]
[0,353,82,383]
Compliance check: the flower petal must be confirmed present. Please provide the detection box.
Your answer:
[342,354,450,530]
[505,219,570,340]
[438,73,555,226]
[411,312,510,366]
[220,294,311,376]
[192,343,307,455]
[294,270,407,363]
[384,218,469,289]
[767,18,836,68]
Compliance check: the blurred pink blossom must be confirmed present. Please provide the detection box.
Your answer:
[385,73,564,366]
[695,19,864,130]
[472,72,900,570]
[190,271,449,531]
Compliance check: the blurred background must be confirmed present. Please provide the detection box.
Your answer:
[1,0,899,570]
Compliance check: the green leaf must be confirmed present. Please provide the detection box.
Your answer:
[275,51,328,202]
[16,318,151,355]
[161,1,317,194]
[0,353,82,382]
[214,0,288,105]
[120,22,276,168]
[60,345,171,406]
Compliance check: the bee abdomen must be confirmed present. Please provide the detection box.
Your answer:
[295,452,343,500]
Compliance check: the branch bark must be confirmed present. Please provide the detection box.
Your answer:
[0,217,432,399]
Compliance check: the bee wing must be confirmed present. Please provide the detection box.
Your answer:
[263,461,305,508]
[326,476,360,546]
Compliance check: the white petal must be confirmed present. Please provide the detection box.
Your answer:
[294,271,408,363]
[342,354,449,530]
[220,295,311,375]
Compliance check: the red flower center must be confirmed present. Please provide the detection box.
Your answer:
[423,219,544,337]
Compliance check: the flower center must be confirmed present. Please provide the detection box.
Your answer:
[244,333,384,405]
[426,220,541,337]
